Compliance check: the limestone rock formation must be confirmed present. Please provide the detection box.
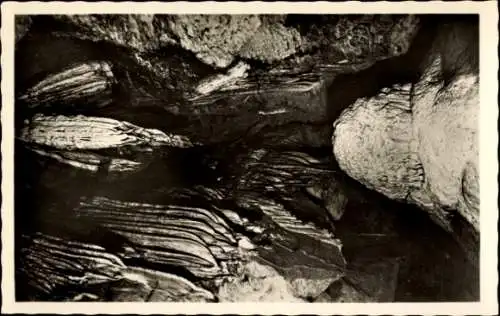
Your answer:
[17,114,195,180]
[18,232,217,302]
[50,14,176,52]
[414,69,478,228]
[239,23,302,63]
[167,15,262,68]
[332,20,479,255]
[18,61,116,110]
[40,14,420,71]
[217,261,305,302]
[333,83,421,201]
[296,15,420,63]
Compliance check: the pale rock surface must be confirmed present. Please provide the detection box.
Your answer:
[239,23,302,63]
[217,261,304,302]
[333,83,422,201]
[411,55,479,233]
[168,15,262,68]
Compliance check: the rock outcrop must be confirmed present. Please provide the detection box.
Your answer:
[332,19,479,257]
[17,114,195,180]
[31,14,420,70]
[50,14,177,52]
[18,61,116,111]
[294,15,420,63]
[239,22,302,63]
[167,15,262,68]
[47,14,298,68]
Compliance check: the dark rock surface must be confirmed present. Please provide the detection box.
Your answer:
[15,15,32,42]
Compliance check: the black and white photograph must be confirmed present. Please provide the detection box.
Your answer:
[1,2,498,314]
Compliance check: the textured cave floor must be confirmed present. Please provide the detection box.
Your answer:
[15,145,479,302]
[335,197,479,301]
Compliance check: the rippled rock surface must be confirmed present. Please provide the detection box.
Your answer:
[18,61,116,110]
[17,114,194,180]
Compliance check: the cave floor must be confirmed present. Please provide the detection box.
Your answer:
[13,14,479,303]
[333,197,479,302]
[16,165,479,302]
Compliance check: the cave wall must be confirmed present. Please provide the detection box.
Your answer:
[13,14,480,302]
